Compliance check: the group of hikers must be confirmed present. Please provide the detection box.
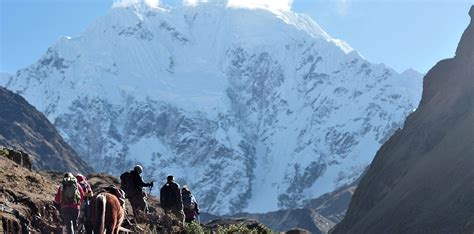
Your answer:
[53,165,200,233]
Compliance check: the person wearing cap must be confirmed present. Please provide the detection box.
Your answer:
[128,165,153,222]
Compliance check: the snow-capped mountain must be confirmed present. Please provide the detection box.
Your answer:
[2,2,422,214]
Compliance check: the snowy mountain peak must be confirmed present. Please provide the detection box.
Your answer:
[6,4,421,215]
[401,68,423,77]
[108,1,352,52]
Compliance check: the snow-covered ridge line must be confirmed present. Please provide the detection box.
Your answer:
[113,0,294,12]
[109,1,353,53]
[5,4,422,215]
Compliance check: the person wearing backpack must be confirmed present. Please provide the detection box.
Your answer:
[160,175,185,228]
[182,186,200,223]
[121,165,153,222]
[54,173,84,234]
[75,174,93,233]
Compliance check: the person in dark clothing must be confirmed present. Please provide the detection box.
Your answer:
[160,175,185,228]
[182,186,200,223]
[127,165,153,222]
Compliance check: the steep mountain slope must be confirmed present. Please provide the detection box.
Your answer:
[2,3,422,214]
[0,152,61,233]
[333,6,474,233]
[0,87,92,173]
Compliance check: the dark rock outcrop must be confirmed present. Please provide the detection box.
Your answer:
[0,147,32,169]
[333,5,474,233]
[286,228,312,234]
[0,87,92,173]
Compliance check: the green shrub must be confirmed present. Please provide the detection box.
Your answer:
[184,221,206,234]
[216,223,274,234]
[252,224,273,234]
[216,224,252,234]
[0,147,9,157]
[184,221,273,234]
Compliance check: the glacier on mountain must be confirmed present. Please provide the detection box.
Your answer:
[2,3,422,214]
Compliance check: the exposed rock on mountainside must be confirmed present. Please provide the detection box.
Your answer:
[0,87,91,173]
[0,154,62,233]
[3,3,422,214]
[0,147,32,170]
[333,6,474,233]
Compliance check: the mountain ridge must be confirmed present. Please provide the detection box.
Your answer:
[0,86,92,173]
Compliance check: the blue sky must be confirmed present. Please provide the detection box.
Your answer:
[1,0,473,74]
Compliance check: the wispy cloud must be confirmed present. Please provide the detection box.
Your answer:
[184,0,209,6]
[227,0,294,11]
[113,0,160,8]
[336,0,351,16]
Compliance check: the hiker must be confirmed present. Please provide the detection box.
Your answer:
[160,175,185,227]
[75,174,93,233]
[182,186,200,223]
[120,165,153,222]
[54,173,84,234]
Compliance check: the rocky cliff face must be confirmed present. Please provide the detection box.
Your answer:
[0,87,92,173]
[333,6,474,233]
[2,3,422,214]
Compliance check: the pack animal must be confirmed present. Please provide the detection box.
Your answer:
[90,192,125,234]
